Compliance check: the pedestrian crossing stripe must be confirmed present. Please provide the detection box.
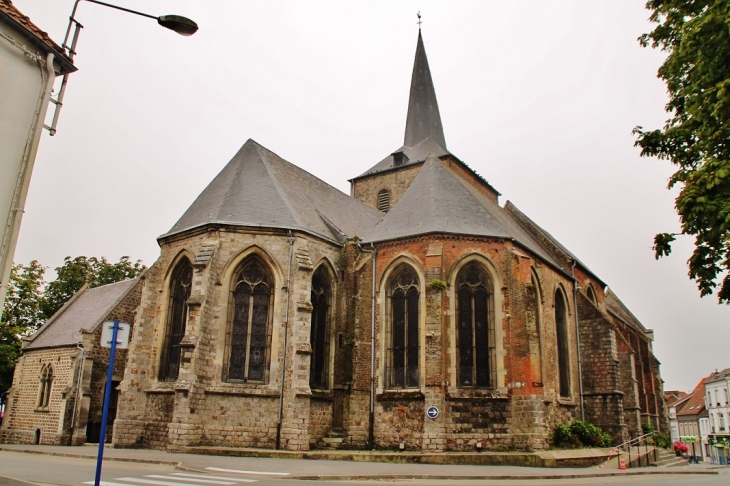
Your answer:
[205,468,290,477]
[83,474,257,486]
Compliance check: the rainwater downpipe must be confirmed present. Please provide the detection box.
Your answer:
[276,231,295,449]
[357,243,377,449]
[571,260,585,421]
[0,52,55,316]
[70,343,85,429]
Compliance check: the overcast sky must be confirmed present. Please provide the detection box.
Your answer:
[11,0,730,393]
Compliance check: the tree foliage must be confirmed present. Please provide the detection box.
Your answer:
[0,261,46,391]
[1,256,145,391]
[634,0,730,303]
[42,256,145,318]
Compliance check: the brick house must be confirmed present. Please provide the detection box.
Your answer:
[0,278,142,445]
[112,31,667,452]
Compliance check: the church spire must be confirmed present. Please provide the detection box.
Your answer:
[404,29,446,149]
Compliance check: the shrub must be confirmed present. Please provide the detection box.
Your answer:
[654,434,670,449]
[641,420,657,434]
[429,279,447,291]
[553,420,612,448]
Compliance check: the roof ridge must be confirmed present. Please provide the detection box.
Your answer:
[254,143,307,231]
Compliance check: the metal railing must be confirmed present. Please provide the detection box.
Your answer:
[613,431,658,469]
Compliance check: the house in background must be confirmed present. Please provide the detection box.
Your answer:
[704,368,730,464]
[0,278,142,445]
[0,0,75,314]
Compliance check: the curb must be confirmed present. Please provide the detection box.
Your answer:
[0,447,720,481]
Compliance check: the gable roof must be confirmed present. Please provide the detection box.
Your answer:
[162,139,382,243]
[24,279,139,350]
[676,376,711,417]
[361,156,563,266]
[0,0,75,74]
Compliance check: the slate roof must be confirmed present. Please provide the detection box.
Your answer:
[163,139,382,243]
[361,156,563,267]
[353,31,452,180]
[0,0,75,74]
[705,367,730,386]
[24,279,139,350]
[604,289,648,334]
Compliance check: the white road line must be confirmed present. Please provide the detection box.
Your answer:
[205,468,290,477]
[145,475,235,485]
[170,474,256,483]
[113,478,213,486]
[84,482,148,486]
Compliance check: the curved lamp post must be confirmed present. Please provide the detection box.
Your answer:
[47,0,198,135]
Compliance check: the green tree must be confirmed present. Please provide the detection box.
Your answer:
[42,256,145,318]
[634,0,730,303]
[0,261,46,391]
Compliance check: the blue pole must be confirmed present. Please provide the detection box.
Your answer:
[94,320,119,486]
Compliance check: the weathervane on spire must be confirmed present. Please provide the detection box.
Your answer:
[417,11,422,30]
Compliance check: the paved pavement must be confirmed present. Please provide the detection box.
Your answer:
[0,443,724,481]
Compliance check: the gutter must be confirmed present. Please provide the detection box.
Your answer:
[276,231,296,449]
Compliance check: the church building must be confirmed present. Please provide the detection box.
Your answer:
[111,31,667,452]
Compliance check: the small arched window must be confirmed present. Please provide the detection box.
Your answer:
[160,258,193,381]
[555,288,571,398]
[310,267,331,390]
[377,189,391,212]
[456,263,495,388]
[586,284,597,304]
[387,266,419,389]
[37,364,53,408]
[225,257,274,382]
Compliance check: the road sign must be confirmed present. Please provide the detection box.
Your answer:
[426,406,439,419]
[100,321,130,349]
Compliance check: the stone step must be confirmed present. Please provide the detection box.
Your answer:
[317,436,344,450]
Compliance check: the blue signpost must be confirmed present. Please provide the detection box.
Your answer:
[94,320,120,486]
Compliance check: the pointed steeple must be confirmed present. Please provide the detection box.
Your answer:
[404,31,446,149]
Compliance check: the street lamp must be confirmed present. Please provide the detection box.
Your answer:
[46,0,198,135]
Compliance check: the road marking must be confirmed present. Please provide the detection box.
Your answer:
[206,468,290,477]
[84,482,146,486]
[170,474,256,483]
[112,478,215,486]
[145,475,236,485]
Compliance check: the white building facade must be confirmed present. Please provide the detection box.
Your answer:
[704,369,730,464]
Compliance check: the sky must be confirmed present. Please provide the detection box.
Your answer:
[9,0,730,393]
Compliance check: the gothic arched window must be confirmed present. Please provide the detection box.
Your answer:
[37,364,53,409]
[387,266,419,389]
[310,267,331,390]
[225,257,273,383]
[159,258,193,381]
[586,284,597,304]
[555,288,571,398]
[456,263,495,388]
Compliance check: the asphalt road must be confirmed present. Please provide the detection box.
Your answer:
[0,450,727,486]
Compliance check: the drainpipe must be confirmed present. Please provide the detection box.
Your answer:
[358,243,377,449]
[71,343,85,429]
[0,53,55,316]
[571,261,585,421]
[276,231,295,449]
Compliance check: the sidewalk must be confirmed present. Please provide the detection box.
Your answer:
[0,443,722,481]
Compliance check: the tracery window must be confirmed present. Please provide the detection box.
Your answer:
[555,288,571,398]
[456,263,495,388]
[225,257,273,382]
[387,266,419,389]
[159,258,193,381]
[37,364,53,409]
[377,189,391,212]
[309,268,331,390]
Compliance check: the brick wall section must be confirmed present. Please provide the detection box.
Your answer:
[576,292,627,444]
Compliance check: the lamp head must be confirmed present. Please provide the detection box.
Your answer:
[157,15,198,36]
